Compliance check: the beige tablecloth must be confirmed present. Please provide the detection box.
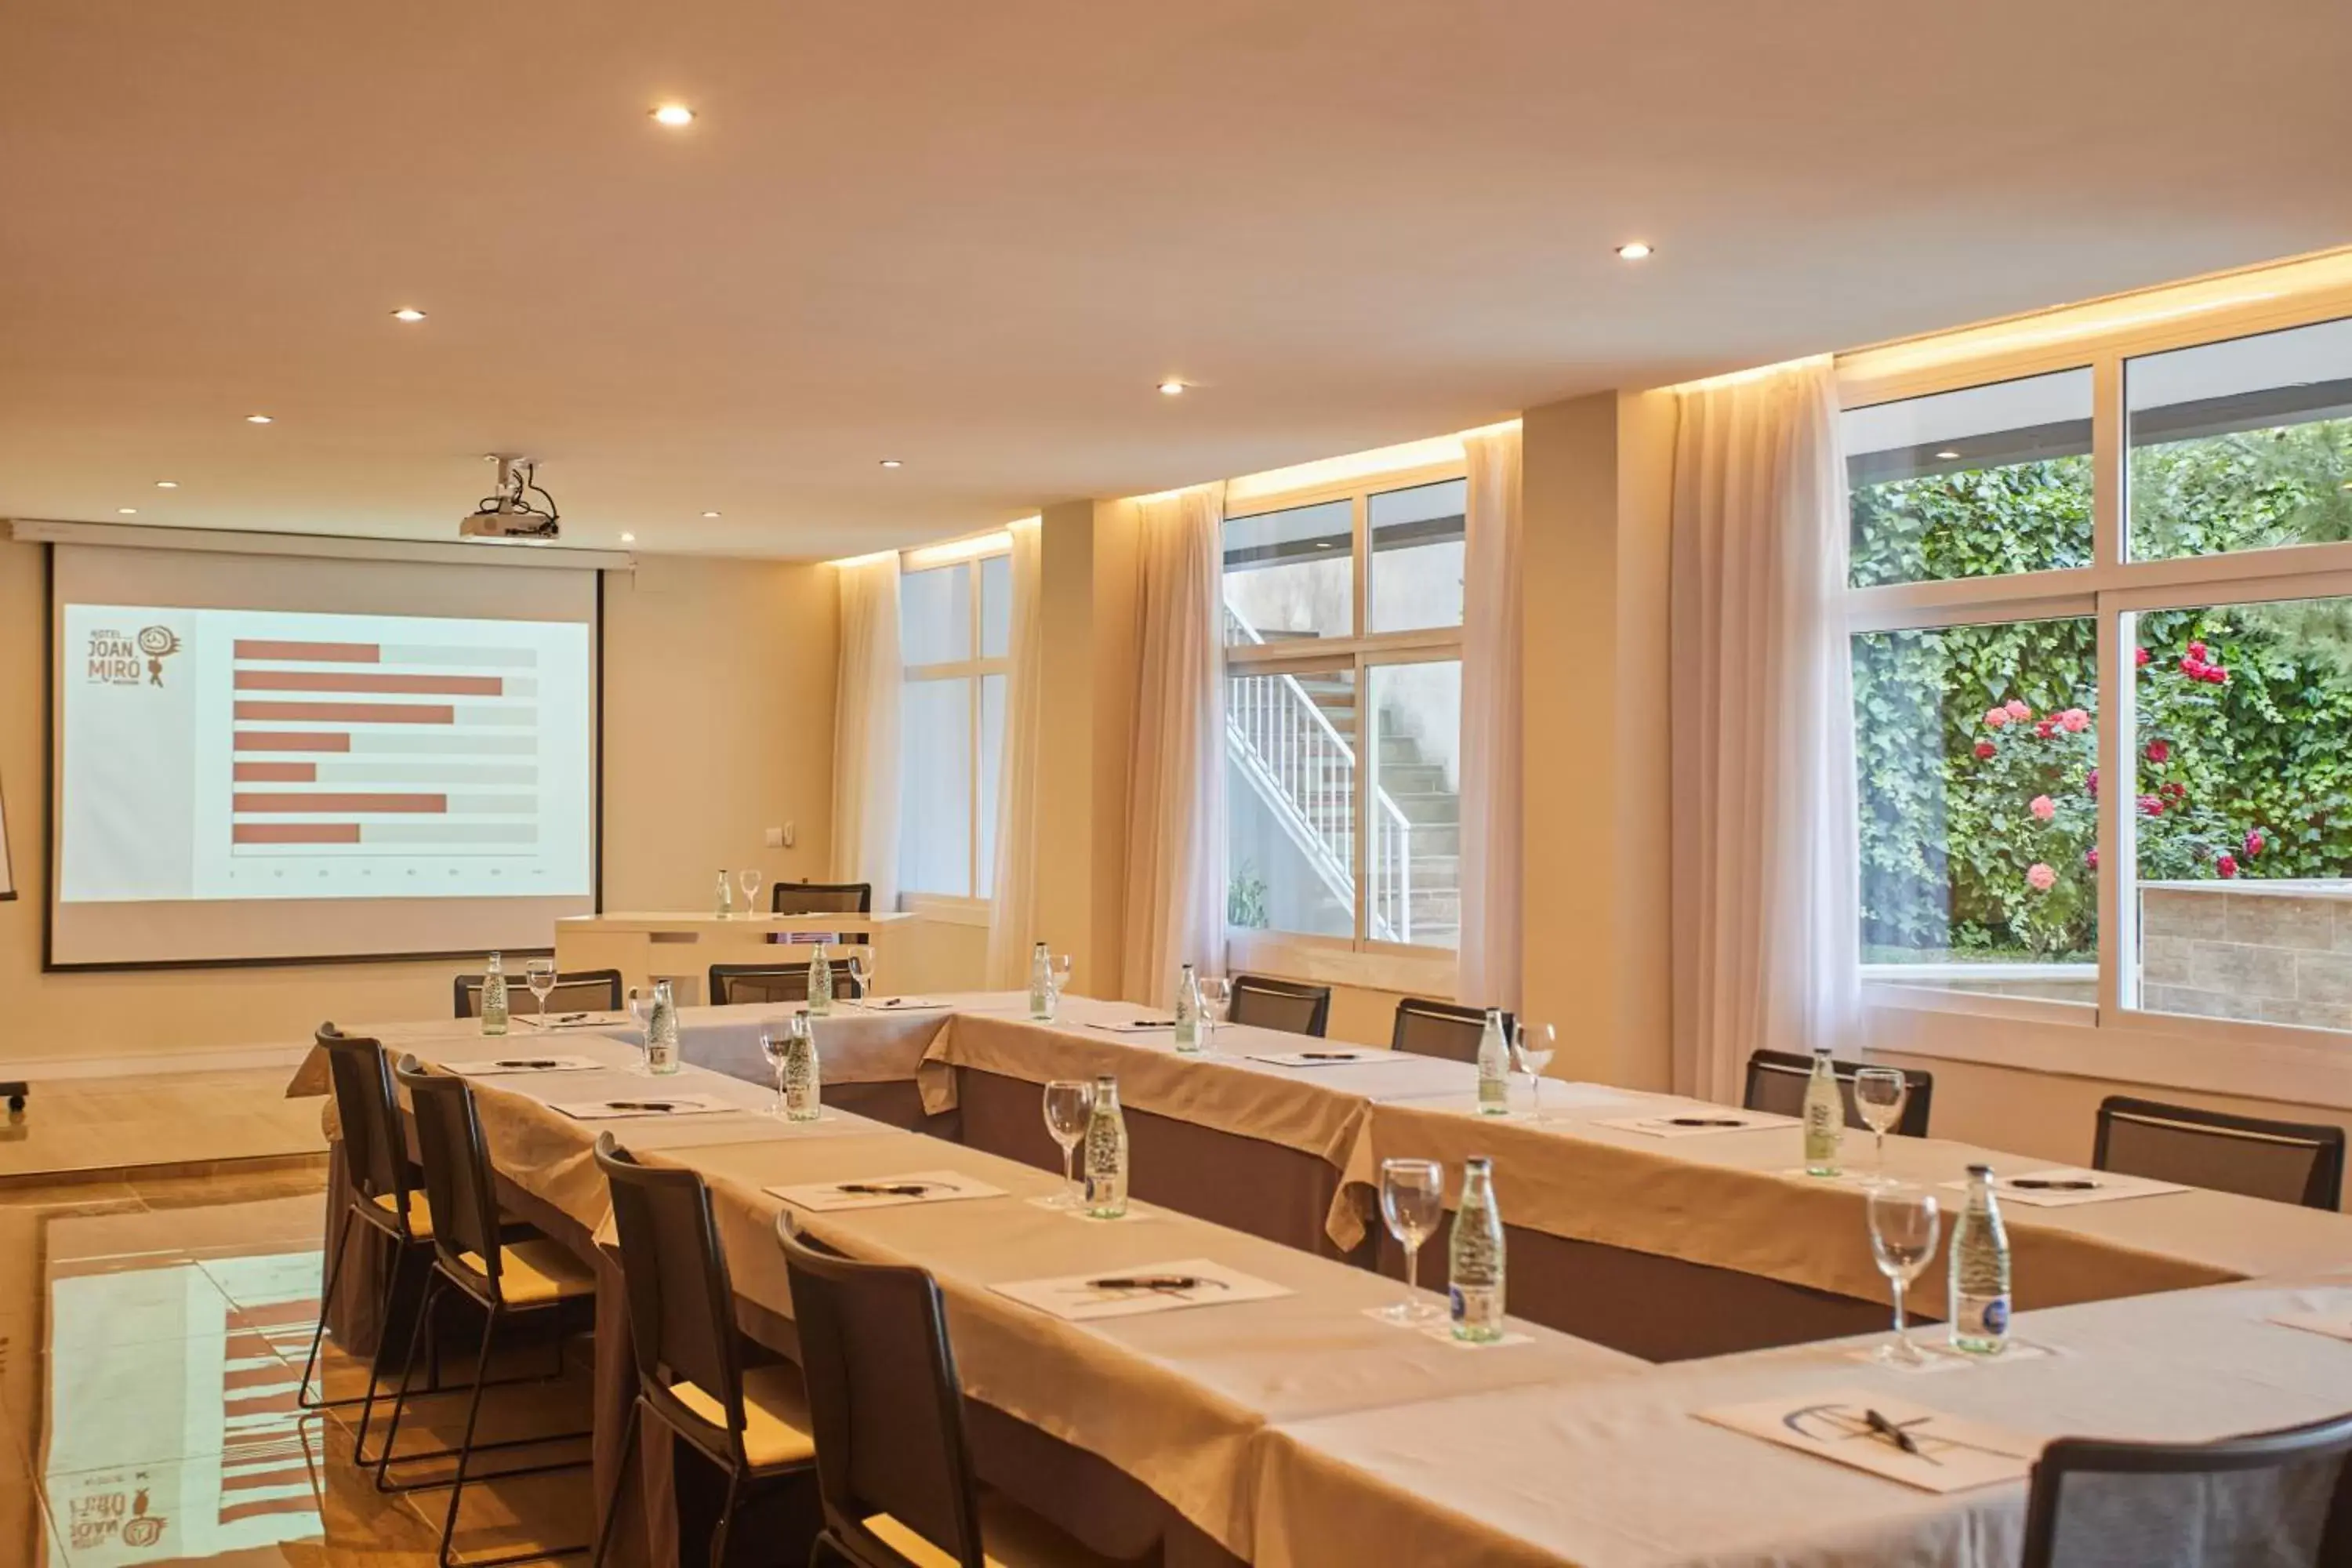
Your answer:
[1253,1272,2352,1567]
[1334,1089,2352,1311]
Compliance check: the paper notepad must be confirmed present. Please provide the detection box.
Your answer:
[515,1011,630,1030]
[441,1055,606,1076]
[1946,1167,2188,1208]
[1248,1050,1374,1067]
[1598,1110,1794,1138]
[766,1171,1007,1211]
[2269,1309,2352,1344]
[854,996,950,1012]
[550,1094,739,1121]
[992,1258,1290,1321]
[1696,1389,2038,1493]
[1089,1018,1178,1035]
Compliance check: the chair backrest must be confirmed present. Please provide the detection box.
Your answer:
[1229,975,1332,1037]
[392,1058,506,1286]
[1742,1049,1934,1138]
[710,962,858,1007]
[318,1025,412,1221]
[2094,1095,2345,1210]
[772,881,873,916]
[1390,998,1508,1064]
[592,1134,753,1465]
[775,1218,985,1568]
[452,967,625,1020]
[2020,1412,2352,1568]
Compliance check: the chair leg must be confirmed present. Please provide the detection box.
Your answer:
[352,1239,419,1465]
[295,1204,358,1411]
[708,1465,742,1568]
[589,1399,641,1568]
[374,1270,445,1492]
[435,1303,591,1567]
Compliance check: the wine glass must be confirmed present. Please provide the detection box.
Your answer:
[1040,1080,1095,1209]
[739,868,766,917]
[1853,1068,1909,1185]
[1865,1185,1941,1365]
[1197,977,1232,1043]
[524,957,557,1028]
[624,986,651,1073]
[1047,953,1074,1014]
[1375,1159,1446,1323]
[1514,1022,1557,1120]
[850,953,880,1004]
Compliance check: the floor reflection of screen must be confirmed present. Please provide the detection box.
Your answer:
[45,1212,322,1566]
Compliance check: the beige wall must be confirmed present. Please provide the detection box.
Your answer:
[0,538,838,1066]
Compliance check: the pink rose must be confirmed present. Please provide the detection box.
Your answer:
[2030,795,2057,821]
[2216,854,2239,879]
[2136,647,2152,667]
[1983,707,2011,729]
[2085,847,2100,870]
[2004,699,2032,721]
[2245,829,2267,859]
[2026,862,2057,891]
[2060,708,2090,733]
[2140,794,2166,818]
[2085,768,2100,798]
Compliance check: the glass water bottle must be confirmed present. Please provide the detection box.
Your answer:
[1083,1074,1130,1218]
[480,953,510,1036]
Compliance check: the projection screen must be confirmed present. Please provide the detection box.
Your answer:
[48,542,598,967]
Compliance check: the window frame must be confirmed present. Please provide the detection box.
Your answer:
[1221,459,1468,985]
[1839,274,2352,1105]
[897,546,1011,909]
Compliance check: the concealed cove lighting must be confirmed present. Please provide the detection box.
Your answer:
[154,480,178,488]
[620,532,637,543]
[652,103,695,127]
[701,510,721,518]
[1615,241,1653,260]
[1157,379,1186,396]
[390,307,426,323]
[879,458,902,468]
[245,413,274,423]
[1935,449,1962,460]
[116,507,137,515]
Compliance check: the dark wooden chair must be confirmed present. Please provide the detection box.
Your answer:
[1742,1049,1933,1138]
[1389,997,1508,1064]
[2094,1095,2345,1210]
[1227,975,1332,1038]
[2020,1412,2352,1566]
[452,967,624,1021]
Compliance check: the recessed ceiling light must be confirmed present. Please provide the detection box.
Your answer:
[1314,540,1334,550]
[702,510,721,518]
[652,103,695,127]
[117,506,138,515]
[620,532,637,543]
[390,307,426,323]
[1935,449,1962,460]
[245,413,274,424]
[154,480,178,488]
[1615,241,1653,260]
[1157,379,1187,396]
[879,458,902,469]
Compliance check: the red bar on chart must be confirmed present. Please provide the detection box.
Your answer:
[232,793,446,814]
[231,822,362,844]
[232,670,504,696]
[232,761,317,782]
[232,731,351,752]
[233,640,380,663]
[231,702,456,724]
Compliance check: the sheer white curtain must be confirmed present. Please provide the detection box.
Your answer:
[829,553,902,910]
[1456,427,1524,1012]
[1668,358,1859,1102]
[1120,484,1227,1007]
[984,521,1045,986]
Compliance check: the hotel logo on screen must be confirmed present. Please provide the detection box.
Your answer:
[85,625,180,688]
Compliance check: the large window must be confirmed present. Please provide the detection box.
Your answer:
[1846,305,2352,1044]
[899,550,1009,900]
[1223,474,1465,952]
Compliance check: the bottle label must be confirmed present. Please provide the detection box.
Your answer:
[1450,1284,1504,1335]
[1955,1294,2010,1341]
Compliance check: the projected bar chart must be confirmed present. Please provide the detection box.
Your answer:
[226,637,543,857]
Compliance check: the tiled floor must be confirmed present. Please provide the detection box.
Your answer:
[0,1068,329,1186]
[0,1076,597,1566]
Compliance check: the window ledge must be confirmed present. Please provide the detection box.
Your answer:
[1224,928,1457,999]
[902,894,992,928]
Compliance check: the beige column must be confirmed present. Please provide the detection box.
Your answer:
[1518,390,1678,1090]
[1032,499,1142,997]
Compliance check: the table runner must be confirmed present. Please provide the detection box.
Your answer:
[1252,1272,2352,1567]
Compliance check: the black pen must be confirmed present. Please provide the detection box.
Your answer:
[606,1101,678,1113]
[2010,1178,2099,1191]
[1085,1275,1203,1291]
[836,1182,936,1198]
[1667,1116,1748,1127]
[495,1059,564,1069]
[1864,1408,1936,1462]
[1300,1051,1361,1061]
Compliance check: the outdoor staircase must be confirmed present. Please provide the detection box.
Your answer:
[1224,609,1461,946]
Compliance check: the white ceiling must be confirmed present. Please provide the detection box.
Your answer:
[3,0,2348,558]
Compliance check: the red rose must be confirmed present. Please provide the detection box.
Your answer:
[2140,795,2165,817]
[1973,741,1996,760]
[2216,854,2239,879]
[2245,829,2266,858]
[2034,720,2056,739]
[2085,847,2100,870]
[2206,666,2230,685]
[2161,781,2186,800]
[2146,739,2171,764]
[2086,768,2100,798]
[2188,641,2209,662]
[2136,647,2152,667]
[2181,658,2208,679]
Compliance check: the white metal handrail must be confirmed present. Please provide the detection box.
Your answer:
[1222,604,1414,941]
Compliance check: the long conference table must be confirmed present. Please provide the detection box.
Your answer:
[289,993,2352,1566]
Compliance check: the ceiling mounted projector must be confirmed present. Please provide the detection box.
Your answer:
[461,454,561,540]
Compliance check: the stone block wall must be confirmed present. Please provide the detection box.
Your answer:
[2141,884,2352,1033]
